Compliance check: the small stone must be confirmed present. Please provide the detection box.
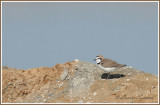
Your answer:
[128,73,131,76]
[74,66,78,70]
[93,92,97,96]
[152,86,155,89]
[74,59,79,62]
[58,83,64,87]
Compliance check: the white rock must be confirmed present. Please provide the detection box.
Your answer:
[93,92,97,96]
[58,83,64,87]
[74,59,79,62]
[128,73,131,76]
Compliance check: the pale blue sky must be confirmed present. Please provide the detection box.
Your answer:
[2,2,158,74]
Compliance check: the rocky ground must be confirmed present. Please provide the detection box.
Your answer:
[2,60,158,103]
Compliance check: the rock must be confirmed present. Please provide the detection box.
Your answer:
[2,61,158,103]
[74,59,79,62]
[2,66,10,70]
[60,68,68,80]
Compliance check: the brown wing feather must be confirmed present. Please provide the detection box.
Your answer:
[101,58,123,68]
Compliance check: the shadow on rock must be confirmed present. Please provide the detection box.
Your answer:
[101,73,125,79]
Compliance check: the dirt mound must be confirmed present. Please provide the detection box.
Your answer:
[2,60,158,103]
[2,61,77,103]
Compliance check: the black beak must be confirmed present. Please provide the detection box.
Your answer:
[93,59,96,61]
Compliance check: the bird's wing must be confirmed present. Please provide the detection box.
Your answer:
[101,58,119,67]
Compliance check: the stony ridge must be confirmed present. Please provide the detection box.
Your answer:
[2,60,158,103]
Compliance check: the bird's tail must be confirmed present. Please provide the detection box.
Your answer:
[118,64,127,68]
[123,64,127,66]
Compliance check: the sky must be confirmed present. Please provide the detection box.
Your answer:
[2,2,158,75]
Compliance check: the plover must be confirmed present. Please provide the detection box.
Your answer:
[93,55,126,72]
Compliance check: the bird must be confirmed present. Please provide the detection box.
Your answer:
[93,55,126,72]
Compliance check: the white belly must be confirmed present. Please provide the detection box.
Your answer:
[98,65,116,72]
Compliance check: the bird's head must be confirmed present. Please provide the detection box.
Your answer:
[93,55,104,64]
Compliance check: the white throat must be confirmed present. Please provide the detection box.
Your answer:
[96,59,101,64]
[95,57,101,64]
